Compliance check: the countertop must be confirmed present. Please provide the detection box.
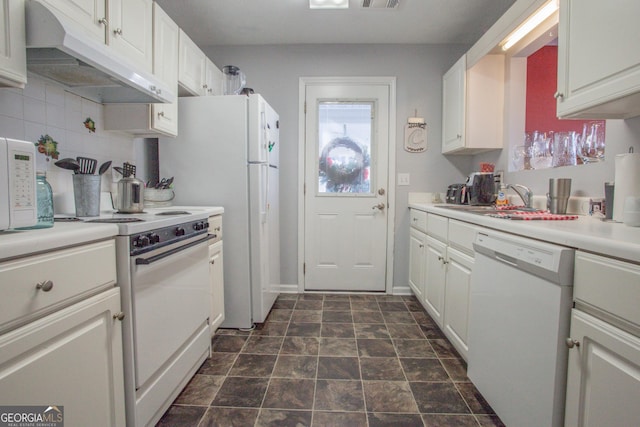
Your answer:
[409,203,640,263]
[0,222,119,261]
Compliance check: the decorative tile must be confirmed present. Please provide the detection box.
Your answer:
[440,358,468,382]
[393,339,436,358]
[321,322,355,338]
[319,338,358,357]
[200,407,259,427]
[382,311,417,324]
[422,414,480,427]
[173,374,224,406]
[262,378,315,409]
[457,382,496,414]
[211,377,269,408]
[431,339,461,358]
[322,310,353,323]
[317,356,360,380]
[255,409,313,427]
[295,299,323,310]
[211,334,248,353]
[280,337,320,355]
[401,358,450,382]
[197,352,237,375]
[354,323,390,339]
[314,379,365,411]
[252,321,289,337]
[155,405,207,427]
[368,412,425,427]
[410,381,470,414]
[312,411,367,427]
[323,300,351,310]
[363,381,419,413]
[272,355,317,379]
[352,311,385,323]
[360,357,405,381]
[286,322,322,337]
[386,323,426,339]
[242,336,284,354]
[229,354,277,377]
[291,310,323,323]
[357,338,397,357]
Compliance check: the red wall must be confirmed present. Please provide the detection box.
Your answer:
[525,45,604,134]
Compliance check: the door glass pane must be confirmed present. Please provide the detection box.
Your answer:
[317,102,373,194]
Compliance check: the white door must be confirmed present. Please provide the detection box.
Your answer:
[304,82,390,291]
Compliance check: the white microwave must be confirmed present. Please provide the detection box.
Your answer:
[0,138,37,230]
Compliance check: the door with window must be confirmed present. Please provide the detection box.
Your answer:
[304,82,390,291]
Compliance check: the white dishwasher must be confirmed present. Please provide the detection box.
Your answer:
[467,229,574,427]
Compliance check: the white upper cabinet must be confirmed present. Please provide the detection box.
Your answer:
[205,58,224,96]
[108,0,153,73]
[0,0,27,88]
[556,0,640,119]
[38,0,107,44]
[442,54,505,155]
[178,29,207,96]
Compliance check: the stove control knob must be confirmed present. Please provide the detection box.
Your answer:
[193,222,203,231]
[175,227,185,236]
[148,233,160,244]
[133,235,150,248]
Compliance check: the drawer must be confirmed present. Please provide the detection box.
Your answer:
[0,240,117,332]
[409,209,427,233]
[208,215,223,243]
[427,213,448,242]
[574,251,640,327]
[448,220,478,255]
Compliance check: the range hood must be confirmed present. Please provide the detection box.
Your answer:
[24,1,174,104]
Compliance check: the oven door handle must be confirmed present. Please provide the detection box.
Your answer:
[135,234,216,265]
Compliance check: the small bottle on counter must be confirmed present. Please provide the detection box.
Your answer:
[33,171,55,228]
[496,183,508,206]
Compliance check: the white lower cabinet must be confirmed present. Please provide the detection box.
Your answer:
[209,240,225,335]
[443,246,473,358]
[424,235,447,327]
[408,210,476,361]
[565,309,640,426]
[0,288,126,427]
[408,227,426,301]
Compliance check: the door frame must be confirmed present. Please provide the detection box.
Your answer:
[297,76,397,293]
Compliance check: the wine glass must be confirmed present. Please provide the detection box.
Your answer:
[530,131,552,169]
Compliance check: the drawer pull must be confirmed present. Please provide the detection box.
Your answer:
[36,280,54,292]
[113,312,125,321]
[566,338,580,349]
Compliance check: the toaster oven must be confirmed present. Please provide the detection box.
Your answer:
[446,183,467,204]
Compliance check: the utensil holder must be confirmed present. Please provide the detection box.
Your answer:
[73,174,101,217]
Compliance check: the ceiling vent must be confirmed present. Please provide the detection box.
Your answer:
[362,0,400,9]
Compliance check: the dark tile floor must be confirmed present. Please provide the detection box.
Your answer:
[156,294,505,427]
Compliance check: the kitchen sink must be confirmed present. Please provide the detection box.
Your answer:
[435,205,545,216]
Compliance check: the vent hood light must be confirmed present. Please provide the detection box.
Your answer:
[501,0,558,51]
[24,0,174,104]
[309,0,349,9]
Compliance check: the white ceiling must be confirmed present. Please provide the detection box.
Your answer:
[155,0,516,47]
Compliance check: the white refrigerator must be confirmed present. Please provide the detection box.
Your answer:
[159,94,280,329]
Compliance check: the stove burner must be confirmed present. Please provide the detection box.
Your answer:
[155,211,191,216]
[87,218,145,223]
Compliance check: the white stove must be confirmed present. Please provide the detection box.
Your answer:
[57,205,221,426]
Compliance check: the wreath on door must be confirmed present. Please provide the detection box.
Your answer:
[319,137,370,192]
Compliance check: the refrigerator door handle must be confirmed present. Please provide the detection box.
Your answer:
[262,163,269,224]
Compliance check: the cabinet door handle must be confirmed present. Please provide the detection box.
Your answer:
[418,244,424,248]
[566,338,580,348]
[36,280,54,292]
[98,18,108,26]
[456,134,462,139]
[554,91,564,100]
[113,28,123,36]
[157,111,165,118]
[113,312,125,321]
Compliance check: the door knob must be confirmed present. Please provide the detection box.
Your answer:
[378,188,385,195]
[372,203,385,211]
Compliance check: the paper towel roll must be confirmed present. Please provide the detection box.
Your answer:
[613,153,640,222]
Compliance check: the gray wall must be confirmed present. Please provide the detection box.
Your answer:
[204,44,470,289]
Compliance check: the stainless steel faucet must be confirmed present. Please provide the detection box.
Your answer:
[506,184,533,208]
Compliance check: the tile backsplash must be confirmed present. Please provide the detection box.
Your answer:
[0,75,138,210]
